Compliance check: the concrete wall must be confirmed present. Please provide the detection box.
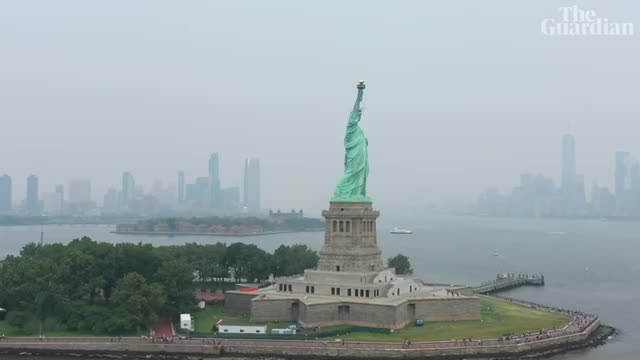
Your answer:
[300,302,402,329]
[0,341,221,356]
[277,275,391,298]
[251,298,298,322]
[304,269,375,283]
[387,278,422,297]
[318,201,384,273]
[272,297,482,329]
[415,297,482,322]
[224,292,256,316]
[372,268,397,283]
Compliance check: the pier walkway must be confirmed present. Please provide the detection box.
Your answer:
[473,273,544,294]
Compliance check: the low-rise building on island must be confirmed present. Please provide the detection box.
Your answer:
[114,213,324,236]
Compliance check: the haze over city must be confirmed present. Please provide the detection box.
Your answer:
[1,1,639,216]
[3,2,640,359]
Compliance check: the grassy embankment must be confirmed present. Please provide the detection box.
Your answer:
[0,297,570,340]
[340,297,571,342]
[0,320,18,336]
[0,320,95,337]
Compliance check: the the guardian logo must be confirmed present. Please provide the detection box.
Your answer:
[541,5,634,36]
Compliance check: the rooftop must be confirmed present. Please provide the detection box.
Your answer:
[229,283,474,307]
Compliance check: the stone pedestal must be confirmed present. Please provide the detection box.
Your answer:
[317,201,384,273]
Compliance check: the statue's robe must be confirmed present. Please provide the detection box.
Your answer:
[333,109,370,201]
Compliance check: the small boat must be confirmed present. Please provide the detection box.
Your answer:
[390,228,413,234]
[492,251,500,256]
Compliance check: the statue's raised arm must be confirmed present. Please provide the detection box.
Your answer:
[332,81,371,202]
[348,80,366,125]
[353,80,365,112]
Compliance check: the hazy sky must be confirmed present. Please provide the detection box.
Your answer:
[1,1,639,215]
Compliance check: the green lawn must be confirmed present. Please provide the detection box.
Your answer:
[0,320,20,336]
[338,297,571,342]
[192,306,305,334]
[193,306,252,332]
[0,319,97,337]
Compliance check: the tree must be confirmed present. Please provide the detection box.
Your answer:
[114,243,162,281]
[1,256,69,334]
[224,243,249,282]
[153,259,195,316]
[244,246,272,283]
[198,243,229,283]
[224,243,272,283]
[272,245,319,277]
[0,237,321,336]
[6,311,32,333]
[387,254,413,275]
[59,247,97,300]
[111,272,167,334]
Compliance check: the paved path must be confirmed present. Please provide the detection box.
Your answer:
[0,314,597,351]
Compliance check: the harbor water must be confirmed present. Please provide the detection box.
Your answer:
[0,216,638,359]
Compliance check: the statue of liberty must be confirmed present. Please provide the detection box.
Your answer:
[332,81,371,202]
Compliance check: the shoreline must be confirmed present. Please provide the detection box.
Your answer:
[0,295,612,359]
[111,229,324,237]
[0,323,614,359]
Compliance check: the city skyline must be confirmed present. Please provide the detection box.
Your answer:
[477,131,640,218]
[2,128,639,218]
[0,152,262,217]
[0,1,638,216]
[5,125,639,216]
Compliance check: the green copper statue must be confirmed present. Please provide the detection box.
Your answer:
[332,80,372,202]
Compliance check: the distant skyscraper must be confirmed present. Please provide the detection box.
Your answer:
[561,133,576,192]
[43,191,63,216]
[591,184,616,216]
[185,177,210,209]
[630,161,640,193]
[615,152,630,198]
[615,151,632,215]
[55,185,64,198]
[560,133,586,215]
[185,183,197,204]
[208,153,221,209]
[121,172,135,208]
[244,158,261,213]
[103,188,119,214]
[0,174,12,213]
[55,184,64,215]
[177,171,185,202]
[68,179,91,203]
[573,174,586,204]
[26,175,39,215]
[221,186,241,211]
